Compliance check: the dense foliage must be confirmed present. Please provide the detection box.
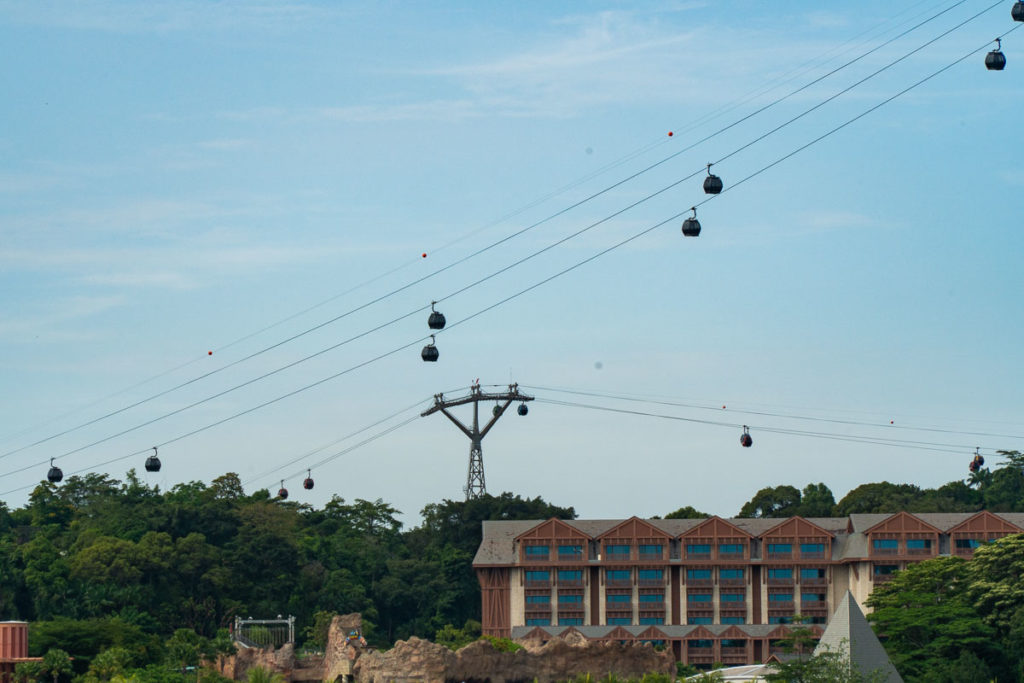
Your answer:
[0,471,572,681]
[4,452,1024,682]
[735,450,1024,518]
[867,535,1024,682]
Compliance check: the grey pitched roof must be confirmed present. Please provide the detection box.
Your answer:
[473,520,540,565]
[847,514,894,533]
[814,591,903,683]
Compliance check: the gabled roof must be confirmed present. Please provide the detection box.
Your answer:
[686,625,715,640]
[762,516,835,539]
[814,591,903,682]
[515,517,591,541]
[864,511,941,535]
[636,626,669,641]
[948,510,1024,535]
[718,625,749,640]
[679,516,753,539]
[518,626,551,640]
[600,626,635,640]
[596,516,672,541]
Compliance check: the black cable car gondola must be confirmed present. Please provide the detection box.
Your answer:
[986,38,1006,70]
[145,446,161,473]
[703,163,723,195]
[969,448,985,473]
[278,480,289,500]
[518,403,528,416]
[740,426,753,448]
[681,207,701,237]
[303,469,314,490]
[493,404,502,417]
[47,457,63,483]
[1013,1,1024,22]
[428,301,446,330]
[421,335,439,362]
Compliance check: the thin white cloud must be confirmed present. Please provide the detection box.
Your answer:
[0,0,339,34]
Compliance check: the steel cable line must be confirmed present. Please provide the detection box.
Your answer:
[3,25,1015,493]
[535,398,992,455]
[0,0,979,459]
[241,397,432,488]
[522,385,1024,440]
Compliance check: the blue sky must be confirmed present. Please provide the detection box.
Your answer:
[1,1,1022,524]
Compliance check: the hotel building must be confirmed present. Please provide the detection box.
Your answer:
[473,511,1024,666]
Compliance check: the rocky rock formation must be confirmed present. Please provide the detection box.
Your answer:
[217,614,674,683]
[354,633,674,683]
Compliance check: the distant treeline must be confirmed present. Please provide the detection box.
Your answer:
[0,454,1022,681]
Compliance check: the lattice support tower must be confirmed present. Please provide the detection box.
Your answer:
[421,382,534,499]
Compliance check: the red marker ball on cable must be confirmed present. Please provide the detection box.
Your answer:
[208,351,213,356]
[422,253,427,258]
[668,131,673,137]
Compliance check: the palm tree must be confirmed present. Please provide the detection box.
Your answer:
[245,667,285,683]
[41,649,71,683]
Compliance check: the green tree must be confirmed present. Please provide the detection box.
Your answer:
[663,506,708,519]
[797,483,835,517]
[867,555,996,680]
[738,485,801,518]
[13,661,43,683]
[434,620,481,650]
[244,668,284,683]
[41,649,72,683]
[86,647,132,682]
[833,482,926,515]
[967,533,1024,632]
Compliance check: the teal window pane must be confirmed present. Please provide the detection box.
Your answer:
[638,569,663,581]
[607,594,630,603]
[558,594,583,603]
[606,544,630,555]
[687,569,712,579]
[768,569,792,579]
[906,539,931,549]
[721,617,745,625]
[800,543,825,553]
[639,617,664,625]
[608,617,631,625]
[769,593,793,602]
[873,539,898,549]
[526,618,550,626]
[768,543,792,553]
[800,568,825,579]
[560,618,583,626]
[525,595,550,604]
[720,593,744,602]
[638,594,664,603]
[525,545,549,557]
[686,544,711,554]
[688,618,712,625]
[688,594,712,602]
[638,544,663,554]
[719,544,744,554]
[558,570,582,581]
[720,569,744,579]
[606,569,630,580]
[525,571,550,582]
[558,544,583,556]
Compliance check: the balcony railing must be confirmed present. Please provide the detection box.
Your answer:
[873,573,895,583]
[638,578,664,588]
[685,577,713,587]
[525,580,551,589]
[718,551,745,561]
[768,601,795,611]
[799,550,826,559]
[558,579,584,588]
[720,577,745,587]
[721,647,748,656]
[685,552,712,561]
[606,578,632,588]
[719,603,747,612]
[767,551,793,560]
[872,547,899,556]
[767,577,795,586]
[800,576,828,586]
[906,547,934,556]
